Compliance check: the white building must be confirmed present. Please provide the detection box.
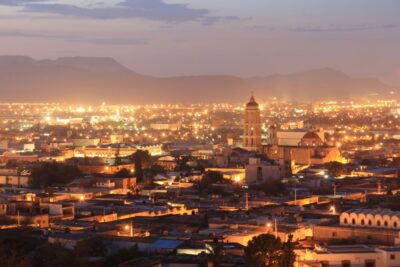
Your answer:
[340,209,400,230]
[296,245,400,267]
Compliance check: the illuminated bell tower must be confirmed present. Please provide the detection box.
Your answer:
[243,95,262,152]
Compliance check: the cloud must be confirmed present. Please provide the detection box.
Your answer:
[290,24,400,32]
[0,30,74,39]
[245,23,400,33]
[0,30,147,45]
[246,25,277,31]
[74,37,149,45]
[0,0,217,23]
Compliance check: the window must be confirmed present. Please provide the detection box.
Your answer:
[344,218,348,224]
[368,220,372,226]
[332,232,336,237]
[352,219,356,225]
[342,260,351,267]
[377,221,381,227]
[361,219,365,225]
[321,261,329,267]
[365,260,375,267]
[390,254,396,260]
[384,221,388,227]
[394,222,398,228]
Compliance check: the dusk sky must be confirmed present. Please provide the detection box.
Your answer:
[1,0,400,85]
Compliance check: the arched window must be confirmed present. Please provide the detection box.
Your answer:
[394,222,398,228]
[352,219,355,225]
[368,220,372,226]
[361,219,365,225]
[344,218,348,224]
[384,221,388,227]
[377,220,381,227]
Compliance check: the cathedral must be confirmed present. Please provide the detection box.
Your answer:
[242,95,346,169]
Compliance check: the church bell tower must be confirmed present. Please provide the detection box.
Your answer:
[243,95,262,152]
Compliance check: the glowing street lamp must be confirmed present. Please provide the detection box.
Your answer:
[266,219,278,239]
[330,205,336,214]
[124,221,134,237]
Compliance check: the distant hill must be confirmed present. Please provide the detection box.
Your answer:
[0,56,394,103]
[248,68,392,102]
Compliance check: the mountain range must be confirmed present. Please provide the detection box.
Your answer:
[0,55,395,103]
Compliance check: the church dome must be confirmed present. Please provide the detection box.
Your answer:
[303,132,321,140]
[300,131,324,147]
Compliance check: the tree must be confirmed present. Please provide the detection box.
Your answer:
[245,234,283,267]
[360,159,372,166]
[29,161,82,188]
[0,232,44,267]
[150,164,166,175]
[324,161,346,177]
[75,237,107,258]
[199,171,226,194]
[175,156,191,172]
[279,235,296,267]
[113,168,132,178]
[253,180,286,196]
[5,159,19,168]
[32,243,75,267]
[206,239,226,267]
[105,245,141,267]
[130,150,152,181]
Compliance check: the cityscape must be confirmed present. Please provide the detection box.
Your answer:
[1,1,400,267]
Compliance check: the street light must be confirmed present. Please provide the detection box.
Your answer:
[124,220,133,237]
[266,218,278,239]
[330,205,336,214]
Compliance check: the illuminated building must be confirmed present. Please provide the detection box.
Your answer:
[245,157,285,183]
[265,128,346,167]
[340,209,400,229]
[73,144,162,158]
[243,95,262,152]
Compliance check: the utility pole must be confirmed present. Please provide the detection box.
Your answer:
[243,185,249,211]
[130,220,133,237]
[333,183,337,197]
[245,192,249,211]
